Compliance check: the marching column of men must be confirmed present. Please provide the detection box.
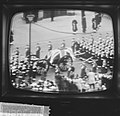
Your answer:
[72,32,114,73]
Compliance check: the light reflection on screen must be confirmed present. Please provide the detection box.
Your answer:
[9,10,114,93]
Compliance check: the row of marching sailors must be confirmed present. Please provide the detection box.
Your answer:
[71,34,114,56]
[71,35,114,71]
[10,44,41,75]
[25,44,41,59]
[71,33,114,50]
[11,43,41,63]
[71,33,114,54]
[10,42,41,64]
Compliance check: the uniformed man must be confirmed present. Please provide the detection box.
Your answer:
[71,38,76,53]
[48,41,53,51]
[92,61,98,73]
[80,63,87,78]
[45,41,53,61]
[25,45,30,58]
[67,66,75,79]
[36,43,41,59]
[59,40,66,58]
[101,59,108,74]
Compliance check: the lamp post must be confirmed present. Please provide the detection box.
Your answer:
[26,14,35,63]
[26,14,35,80]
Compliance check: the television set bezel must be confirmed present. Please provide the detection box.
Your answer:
[1,0,120,106]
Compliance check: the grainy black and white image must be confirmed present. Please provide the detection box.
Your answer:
[10,10,114,93]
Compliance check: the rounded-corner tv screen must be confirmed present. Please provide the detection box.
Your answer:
[9,9,114,93]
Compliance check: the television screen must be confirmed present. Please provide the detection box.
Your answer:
[9,9,114,93]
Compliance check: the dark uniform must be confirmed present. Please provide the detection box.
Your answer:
[92,62,98,73]
[36,45,41,58]
[80,64,87,78]
[25,46,30,58]
[71,38,76,53]
[92,17,97,31]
